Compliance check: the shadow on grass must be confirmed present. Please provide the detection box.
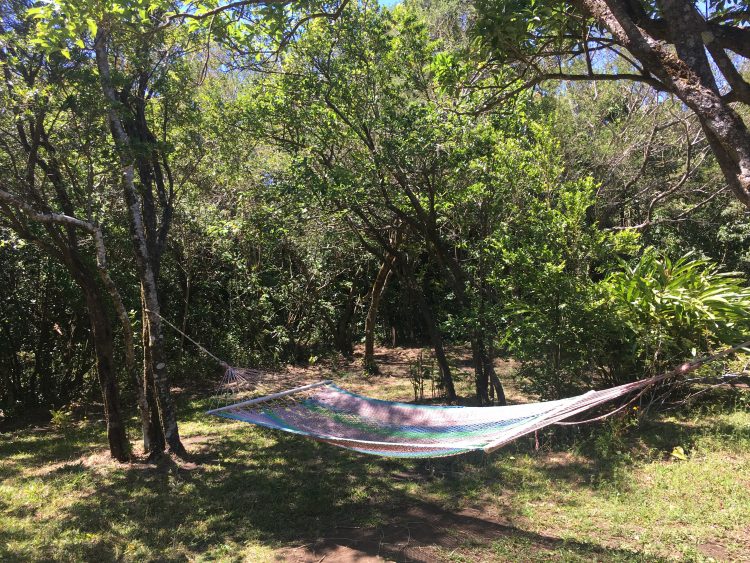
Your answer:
[1,426,666,562]
[3,394,747,561]
[0,424,105,465]
[635,416,750,452]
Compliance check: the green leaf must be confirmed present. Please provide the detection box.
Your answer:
[86,19,98,37]
[670,446,688,461]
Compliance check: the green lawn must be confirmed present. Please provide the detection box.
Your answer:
[1,384,748,562]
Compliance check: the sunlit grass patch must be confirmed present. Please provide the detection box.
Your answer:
[471,408,750,560]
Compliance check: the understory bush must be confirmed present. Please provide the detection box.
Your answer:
[599,249,750,381]
[510,248,750,398]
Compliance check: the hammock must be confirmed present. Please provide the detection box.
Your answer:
[202,341,748,459]
[206,377,659,458]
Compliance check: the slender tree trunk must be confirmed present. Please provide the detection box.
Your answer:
[471,335,507,406]
[141,298,182,456]
[92,226,151,454]
[34,290,52,405]
[419,298,457,402]
[399,262,457,401]
[94,30,185,458]
[416,231,506,405]
[64,236,130,461]
[81,283,130,462]
[484,341,506,406]
[476,274,507,406]
[364,254,395,373]
[179,272,191,359]
[471,337,490,406]
[141,303,165,454]
[334,283,358,358]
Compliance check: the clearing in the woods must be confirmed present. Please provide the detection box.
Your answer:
[1,346,749,562]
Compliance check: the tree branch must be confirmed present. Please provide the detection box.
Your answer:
[163,0,291,25]
[0,186,136,373]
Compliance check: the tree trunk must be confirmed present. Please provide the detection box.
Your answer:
[91,229,152,454]
[413,229,501,405]
[471,337,507,406]
[419,297,457,402]
[179,270,191,359]
[579,0,750,208]
[471,337,490,406]
[142,305,166,454]
[142,300,184,456]
[33,289,53,405]
[81,282,130,462]
[94,30,185,458]
[364,254,395,373]
[0,186,133,460]
[334,283,358,358]
[399,262,457,401]
[484,341,506,406]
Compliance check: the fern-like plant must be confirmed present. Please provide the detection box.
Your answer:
[601,248,750,381]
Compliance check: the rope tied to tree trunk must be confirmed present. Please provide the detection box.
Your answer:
[145,309,231,370]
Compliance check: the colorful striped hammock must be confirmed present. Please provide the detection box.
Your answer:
[205,342,748,458]
[206,378,653,458]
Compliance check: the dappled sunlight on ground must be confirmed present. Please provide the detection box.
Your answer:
[239,344,526,407]
[1,347,749,561]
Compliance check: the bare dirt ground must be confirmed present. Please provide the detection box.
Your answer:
[273,503,584,563]
[233,344,527,407]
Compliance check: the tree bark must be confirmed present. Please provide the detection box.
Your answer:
[471,337,489,406]
[363,254,395,373]
[577,0,750,208]
[484,341,506,406]
[81,281,130,461]
[471,338,506,406]
[142,306,166,454]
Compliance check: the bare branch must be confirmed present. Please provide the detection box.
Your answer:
[163,0,290,25]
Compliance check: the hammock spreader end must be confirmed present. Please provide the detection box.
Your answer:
[206,380,333,415]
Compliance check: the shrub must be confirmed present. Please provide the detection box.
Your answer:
[600,248,750,382]
[508,248,750,398]
[49,407,74,429]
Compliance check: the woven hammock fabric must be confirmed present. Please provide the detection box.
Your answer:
[207,378,654,458]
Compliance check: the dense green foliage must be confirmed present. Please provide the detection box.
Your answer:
[603,250,750,373]
[0,237,92,411]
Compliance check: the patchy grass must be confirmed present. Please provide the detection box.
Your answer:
[1,349,749,562]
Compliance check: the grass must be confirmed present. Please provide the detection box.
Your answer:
[1,361,749,562]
